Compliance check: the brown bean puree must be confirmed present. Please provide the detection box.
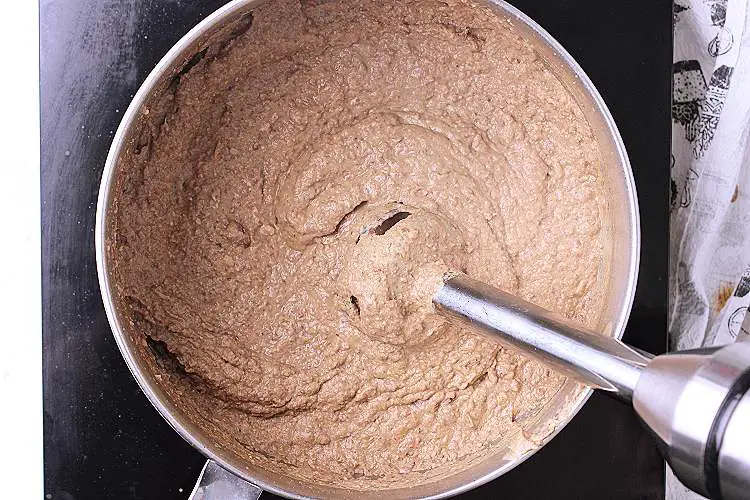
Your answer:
[110,0,610,489]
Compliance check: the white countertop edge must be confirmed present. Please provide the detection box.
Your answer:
[0,3,43,500]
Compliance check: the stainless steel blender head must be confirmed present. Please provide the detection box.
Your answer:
[434,272,750,500]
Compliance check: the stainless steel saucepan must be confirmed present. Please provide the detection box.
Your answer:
[96,0,640,497]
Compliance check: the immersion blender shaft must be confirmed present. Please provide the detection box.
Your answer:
[432,273,651,401]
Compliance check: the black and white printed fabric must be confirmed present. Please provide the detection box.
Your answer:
[670,1,749,497]
[671,0,750,348]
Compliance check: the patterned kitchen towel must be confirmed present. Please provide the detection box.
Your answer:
[671,0,750,350]
[670,0,750,498]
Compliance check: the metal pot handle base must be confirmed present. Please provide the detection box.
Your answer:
[189,459,263,500]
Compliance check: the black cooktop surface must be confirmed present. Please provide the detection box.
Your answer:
[41,1,671,498]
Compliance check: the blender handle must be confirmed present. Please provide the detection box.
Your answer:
[189,459,263,500]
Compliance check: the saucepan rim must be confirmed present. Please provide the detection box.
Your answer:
[95,0,640,497]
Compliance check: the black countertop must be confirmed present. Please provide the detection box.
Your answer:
[41,1,671,498]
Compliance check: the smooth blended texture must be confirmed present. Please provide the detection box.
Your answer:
[110,0,610,489]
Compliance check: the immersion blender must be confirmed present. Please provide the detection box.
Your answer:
[433,273,750,500]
